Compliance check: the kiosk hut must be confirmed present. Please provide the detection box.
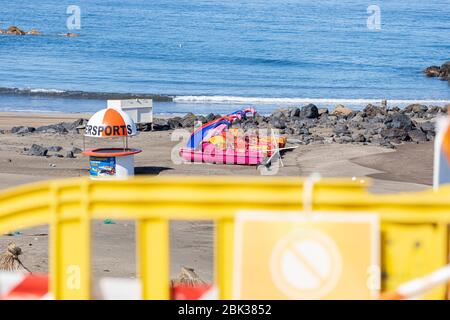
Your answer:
[82,107,142,178]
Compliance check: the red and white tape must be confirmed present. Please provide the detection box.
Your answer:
[93,277,217,300]
[0,272,217,300]
[0,272,51,300]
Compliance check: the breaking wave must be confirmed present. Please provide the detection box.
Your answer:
[0,87,173,101]
[173,95,450,106]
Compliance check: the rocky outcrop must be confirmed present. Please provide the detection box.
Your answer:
[6,26,25,35]
[26,28,41,35]
[60,33,79,37]
[9,104,446,151]
[9,119,87,135]
[230,103,445,148]
[424,62,450,81]
[3,26,41,36]
[24,144,83,158]
[11,126,35,134]
[0,26,55,36]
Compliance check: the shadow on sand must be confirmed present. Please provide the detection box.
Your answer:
[135,166,173,176]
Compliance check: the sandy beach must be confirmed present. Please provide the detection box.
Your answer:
[0,111,433,282]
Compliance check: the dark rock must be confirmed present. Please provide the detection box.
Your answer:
[318,108,329,116]
[152,118,170,131]
[333,124,349,135]
[384,114,413,130]
[53,153,64,158]
[11,126,35,134]
[195,115,207,124]
[271,117,286,129]
[381,141,396,149]
[300,104,319,119]
[345,111,358,120]
[168,117,182,129]
[367,113,387,124]
[380,128,409,141]
[426,131,435,140]
[419,121,435,134]
[205,113,216,122]
[64,119,88,132]
[369,134,384,144]
[48,146,63,152]
[340,135,353,143]
[298,119,318,128]
[362,121,384,131]
[428,106,442,114]
[253,113,264,124]
[284,127,294,135]
[423,65,441,77]
[35,123,69,134]
[404,104,427,114]
[289,108,300,118]
[294,127,310,136]
[6,26,25,35]
[180,113,196,128]
[310,135,325,144]
[408,129,428,143]
[271,110,286,120]
[352,133,366,142]
[348,114,364,128]
[69,147,83,154]
[424,62,450,81]
[65,151,75,158]
[440,62,450,80]
[289,107,300,118]
[362,104,385,118]
[27,144,48,157]
[318,113,329,124]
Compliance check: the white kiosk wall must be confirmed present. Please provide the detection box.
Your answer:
[116,154,135,177]
[107,99,153,125]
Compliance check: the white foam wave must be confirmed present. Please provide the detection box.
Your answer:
[173,95,450,105]
[28,88,66,93]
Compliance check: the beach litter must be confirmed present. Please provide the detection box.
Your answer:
[0,242,32,273]
[171,266,207,287]
[103,219,116,225]
[4,231,22,236]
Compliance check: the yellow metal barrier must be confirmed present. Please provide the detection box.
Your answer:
[0,176,450,299]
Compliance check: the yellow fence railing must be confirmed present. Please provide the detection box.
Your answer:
[0,176,450,299]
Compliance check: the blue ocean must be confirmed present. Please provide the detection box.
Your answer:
[0,0,449,115]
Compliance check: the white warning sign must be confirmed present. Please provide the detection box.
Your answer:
[232,211,379,299]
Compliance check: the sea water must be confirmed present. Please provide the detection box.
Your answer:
[0,0,449,115]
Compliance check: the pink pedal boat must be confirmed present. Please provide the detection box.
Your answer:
[180,107,269,166]
[180,147,265,165]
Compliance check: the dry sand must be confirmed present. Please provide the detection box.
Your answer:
[0,112,433,282]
